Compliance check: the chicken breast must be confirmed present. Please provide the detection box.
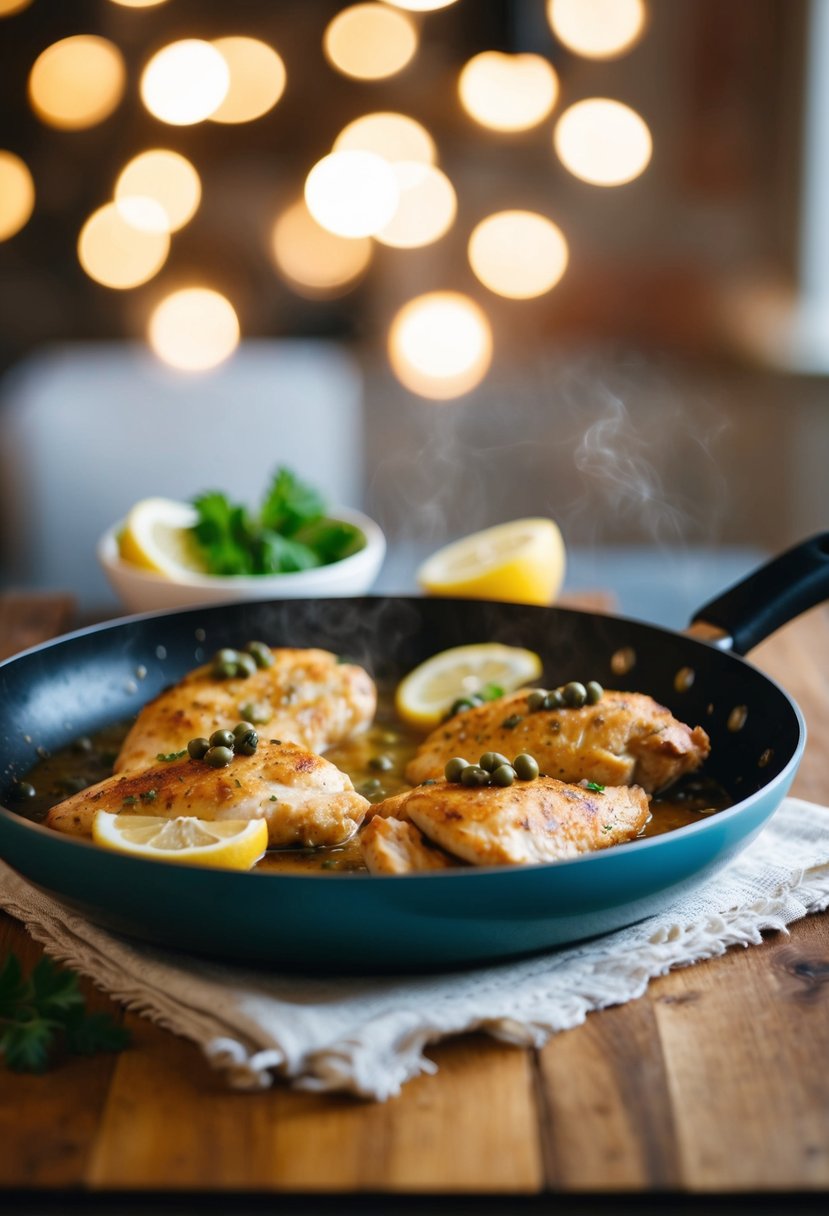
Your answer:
[400,777,650,867]
[46,739,369,848]
[116,647,375,773]
[360,815,457,875]
[406,690,710,795]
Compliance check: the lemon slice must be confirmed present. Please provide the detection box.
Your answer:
[92,812,267,870]
[395,642,543,729]
[117,497,207,577]
[417,518,565,606]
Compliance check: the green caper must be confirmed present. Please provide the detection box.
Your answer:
[501,713,524,730]
[232,721,256,741]
[357,777,382,795]
[369,754,394,772]
[245,640,274,669]
[10,780,36,799]
[491,764,516,787]
[188,737,210,760]
[460,764,490,788]
[238,701,271,725]
[513,753,540,781]
[449,697,476,717]
[543,689,566,710]
[563,681,587,708]
[236,729,259,756]
[586,681,604,705]
[213,659,238,680]
[234,652,257,678]
[204,745,234,768]
[479,751,510,773]
[209,728,235,749]
[444,757,470,782]
[526,690,548,713]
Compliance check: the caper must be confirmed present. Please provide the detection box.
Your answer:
[238,701,271,725]
[586,681,604,705]
[543,689,566,710]
[236,729,259,756]
[204,745,234,768]
[245,640,274,669]
[232,721,256,741]
[479,751,510,773]
[444,757,470,782]
[501,713,524,730]
[357,777,382,795]
[214,648,238,666]
[211,649,240,678]
[209,728,235,749]
[460,764,490,788]
[369,754,394,772]
[188,737,210,760]
[234,653,257,679]
[10,780,36,799]
[527,690,547,713]
[449,697,476,717]
[563,681,587,708]
[513,753,540,781]
[491,764,516,787]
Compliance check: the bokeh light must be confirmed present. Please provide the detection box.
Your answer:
[271,198,372,297]
[388,291,493,400]
[209,36,286,124]
[468,211,569,299]
[554,98,652,186]
[109,0,169,7]
[385,1,458,9]
[458,52,558,133]
[0,0,33,14]
[376,163,456,248]
[334,112,436,166]
[323,4,418,81]
[305,150,399,238]
[148,288,240,372]
[28,36,125,130]
[0,152,35,241]
[77,203,169,289]
[547,0,647,60]
[141,40,229,126]
[114,150,201,234]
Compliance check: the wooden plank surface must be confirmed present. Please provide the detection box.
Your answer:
[0,593,828,1196]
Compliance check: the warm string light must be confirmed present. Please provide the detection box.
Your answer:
[0,151,35,240]
[114,150,201,234]
[305,150,400,238]
[323,4,418,81]
[547,0,647,60]
[388,292,493,400]
[209,37,286,124]
[554,98,652,186]
[271,198,372,297]
[376,163,456,249]
[77,203,169,289]
[148,288,240,372]
[334,112,436,166]
[468,211,568,299]
[28,36,125,130]
[458,52,558,133]
[140,40,229,125]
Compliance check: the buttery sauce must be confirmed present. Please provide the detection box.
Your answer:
[14,687,731,874]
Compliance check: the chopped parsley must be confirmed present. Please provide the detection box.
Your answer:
[139,789,158,803]
[585,781,606,793]
[156,750,187,762]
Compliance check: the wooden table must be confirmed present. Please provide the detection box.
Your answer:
[1,591,828,1208]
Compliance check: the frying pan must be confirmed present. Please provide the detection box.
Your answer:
[0,534,827,973]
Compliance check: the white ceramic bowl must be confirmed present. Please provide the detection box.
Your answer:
[97,506,386,614]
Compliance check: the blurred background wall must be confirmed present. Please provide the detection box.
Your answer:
[0,0,827,600]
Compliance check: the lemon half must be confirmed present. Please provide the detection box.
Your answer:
[92,812,268,870]
[416,518,565,606]
[395,642,543,729]
[117,497,207,577]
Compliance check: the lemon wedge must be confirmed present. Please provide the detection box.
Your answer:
[117,497,207,577]
[395,642,543,729]
[92,812,268,870]
[417,518,565,606]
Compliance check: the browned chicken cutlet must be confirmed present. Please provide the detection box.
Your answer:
[406,690,710,794]
[46,739,369,848]
[392,777,650,867]
[116,647,375,773]
[360,816,457,875]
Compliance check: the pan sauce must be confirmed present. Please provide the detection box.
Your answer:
[15,686,730,873]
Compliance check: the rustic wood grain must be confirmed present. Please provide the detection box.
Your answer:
[0,592,74,662]
[1,593,828,1196]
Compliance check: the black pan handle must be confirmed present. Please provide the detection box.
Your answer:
[690,533,829,655]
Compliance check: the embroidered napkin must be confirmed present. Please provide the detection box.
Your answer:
[2,796,828,1101]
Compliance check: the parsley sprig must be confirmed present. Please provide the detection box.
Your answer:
[190,467,365,576]
[0,953,130,1073]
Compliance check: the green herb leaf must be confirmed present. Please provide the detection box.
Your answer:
[156,750,187,762]
[585,781,606,793]
[30,957,85,1015]
[479,683,504,702]
[259,467,325,537]
[0,1018,57,1073]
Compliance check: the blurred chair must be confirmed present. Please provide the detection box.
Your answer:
[0,339,364,612]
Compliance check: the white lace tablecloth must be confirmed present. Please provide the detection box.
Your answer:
[2,796,828,1101]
